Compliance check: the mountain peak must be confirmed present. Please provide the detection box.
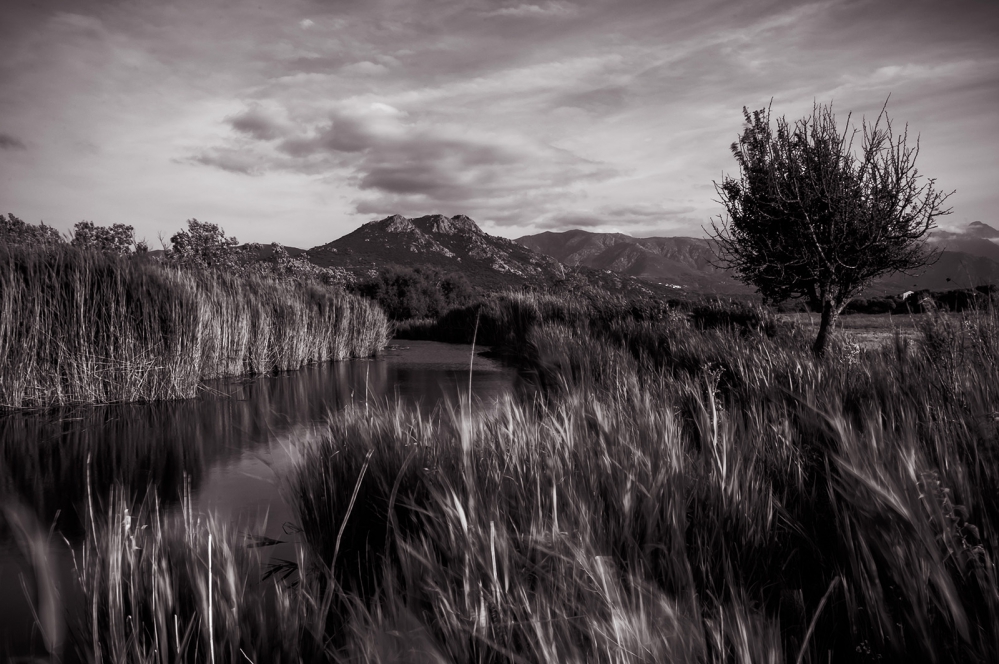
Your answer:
[968,221,999,239]
[368,214,416,233]
[411,214,483,236]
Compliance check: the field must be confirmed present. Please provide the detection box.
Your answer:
[13,292,994,663]
[783,312,928,349]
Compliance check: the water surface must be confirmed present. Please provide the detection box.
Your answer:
[0,340,517,659]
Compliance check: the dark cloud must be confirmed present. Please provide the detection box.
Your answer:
[189,149,262,175]
[197,104,614,223]
[226,106,284,141]
[0,133,26,150]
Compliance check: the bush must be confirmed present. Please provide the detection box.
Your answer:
[71,221,142,255]
[351,265,476,320]
[166,219,242,271]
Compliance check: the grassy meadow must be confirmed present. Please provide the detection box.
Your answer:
[40,290,998,663]
[0,244,389,408]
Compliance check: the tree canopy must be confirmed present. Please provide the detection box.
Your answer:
[710,101,952,356]
[0,213,63,247]
[167,219,242,270]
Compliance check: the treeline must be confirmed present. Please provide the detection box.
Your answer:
[769,284,999,315]
[396,290,795,356]
[0,214,389,408]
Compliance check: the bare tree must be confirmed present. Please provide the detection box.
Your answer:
[710,101,952,356]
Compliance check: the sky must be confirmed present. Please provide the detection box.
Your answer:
[0,0,996,248]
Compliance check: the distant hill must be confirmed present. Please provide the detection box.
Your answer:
[927,221,999,263]
[518,228,999,297]
[517,230,751,294]
[305,214,682,298]
[307,214,564,290]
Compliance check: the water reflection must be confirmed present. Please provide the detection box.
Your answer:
[0,341,517,658]
[0,341,514,536]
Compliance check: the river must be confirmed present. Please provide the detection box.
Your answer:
[0,340,519,660]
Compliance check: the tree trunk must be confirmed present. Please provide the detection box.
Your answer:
[812,299,840,357]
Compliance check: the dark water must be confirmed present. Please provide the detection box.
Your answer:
[0,341,518,659]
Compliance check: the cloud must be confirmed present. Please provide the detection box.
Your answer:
[537,203,699,230]
[340,61,389,76]
[226,106,286,141]
[3,0,996,247]
[0,133,26,150]
[485,2,577,18]
[193,101,614,223]
[190,148,263,175]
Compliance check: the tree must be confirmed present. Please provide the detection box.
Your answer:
[0,213,64,247]
[709,101,952,356]
[167,219,241,270]
[71,220,139,255]
[352,266,477,320]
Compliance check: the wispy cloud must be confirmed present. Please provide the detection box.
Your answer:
[484,2,578,18]
[539,203,699,231]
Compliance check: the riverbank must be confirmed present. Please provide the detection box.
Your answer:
[6,291,999,661]
[0,244,389,408]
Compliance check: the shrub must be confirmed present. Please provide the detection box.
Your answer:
[0,213,63,247]
[71,221,142,255]
[351,265,477,320]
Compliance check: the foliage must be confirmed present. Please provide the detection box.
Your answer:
[710,101,952,355]
[167,218,242,270]
[0,243,389,407]
[351,265,477,320]
[245,242,353,286]
[71,220,145,255]
[73,492,324,664]
[0,212,64,247]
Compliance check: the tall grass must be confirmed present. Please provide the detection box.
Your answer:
[74,488,326,663]
[0,244,389,408]
[26,295,999,661]
[287,302,999,662]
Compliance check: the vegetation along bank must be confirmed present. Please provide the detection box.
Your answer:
[0,216,389,408]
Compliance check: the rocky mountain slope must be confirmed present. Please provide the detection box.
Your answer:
[517,230,750,293]
[307,214,564,290]
[305,214,680,298]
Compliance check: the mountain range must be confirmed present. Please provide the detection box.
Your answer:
[303,214,679,298]
[516,223,999,296]
[288,214,999,298]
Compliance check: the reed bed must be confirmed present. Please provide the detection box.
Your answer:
[0,245,390,408]
[74,489,326,664]
[16,293,999,662]
[287,303,999,662]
